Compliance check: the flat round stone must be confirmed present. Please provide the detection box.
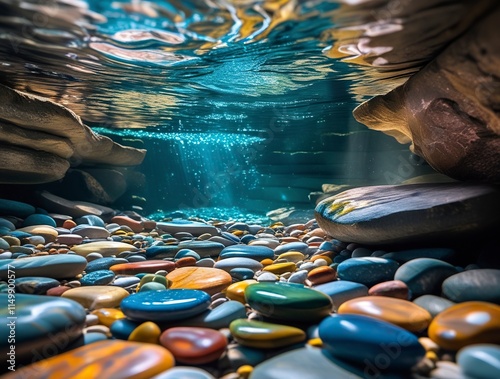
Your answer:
[337,257,399,287]
[91,308,126,327]
[86,257,128,273]
[226,280,258,304]
[80,270,115,286]
[120,289,211,322]
[166,266,232,295]
[71,241,139,257]
[314,280,369,311]
[177,241,225,258]
[17,225,58,243]
[457,344,500,379]
[160,327,228,364]
[428,301,500,350]
[62,286,130,310]
[110,260,176,275]
[0,255,87,280]
[394,258,457,298]
[14,276,60,294]
[368,280,409,300]
[338,296,431,332]
[413,294,455,318]
[157,220,218,237]
[442,269,500,304]
[1,340,174,379]
[214,257,263,273]
[230,319,306,349]
[319,314,426,371]
[315,183,500,245]
[150,367,216,379]
[274,242,309,254]
[245,282,332,323]
[262,262,297,275]
[220,245,275,261]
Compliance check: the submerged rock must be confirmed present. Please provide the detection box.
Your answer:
[346,3,500,182]
[0,84,146,184]
[315,183,500,245]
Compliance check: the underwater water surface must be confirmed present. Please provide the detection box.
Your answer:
[0,0,434,220]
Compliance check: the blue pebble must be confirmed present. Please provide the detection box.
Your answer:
[219,245,274,261]
[274,242,308,254]
[80,270,115,286]
[0,199,35,218]
[15,277,60,294]
[221,231,241,243]
[230,268,255,281]
[85,257,128,273]
[120,289,211,322]
[110,318,141,340]
[457,344,500,379]
[240,234,257,244]
[314,280,368,311]
[75,215,105,227]
[174,249,201,260]
[146,245,179,259]
[319,314,425,371]
[22,214,57,227]
[337,257,399,287]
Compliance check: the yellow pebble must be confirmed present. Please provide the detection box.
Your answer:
[307,337,323,347]
[262,262,296,275]
[237,365,253,379]
[128,321,161,344]
[260,258,274,266]
[277,251,305,263]
[226,280,257,304]
[425,351,438,362]
[418,337,440,353]
[91,308,126,327]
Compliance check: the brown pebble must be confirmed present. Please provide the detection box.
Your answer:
[63,219,77,229]
[369,280,409,300]
[307,266,337,285]
[46,285,72,296]
[176,257,198,268]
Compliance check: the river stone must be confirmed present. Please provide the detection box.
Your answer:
[62,286,129,310]
[166,266,232,295]
[214,257,263,273]
[0,340,174,379]
[337,257,399,287]
[0,293,86,364]
[22,213,57,227]
[0,84,146,185]
[314,280,369,311]
[230,319,306,349]
[157,220,218,237]
[120,289,211,322]
[85,257,128,273]
[71,241,139,257]
[457,344,500,379]
[319,314,426,371]
[315,183,500,245]
[0,255,87,280]
[177,240,225,258]
[71,225,110,239]
[0,198,36,218]
[219,245,275,261]
[110,260,176,275]
[245,282,332,323]
[442,269,500,304]
[145,245,180,259]
[394,258,458,298]
[15,277,60,294]
[169,300,247,329]
[80,270,115,286]
[413,294,455,318]
[151,367,216,379]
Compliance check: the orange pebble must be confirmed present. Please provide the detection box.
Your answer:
[175,256,197,268]
[62,219,77,229]
[260,258,274,266]
[308,266,337,285]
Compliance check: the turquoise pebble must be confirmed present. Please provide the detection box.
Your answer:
[274,242,308,254]
[83,332,108,345]
[177,240,225,258]
[151,366,216,379]
[174,249,201,260]
[220,245,274,261]
[110,318,140,340]
[0,238,10,250]
[22,213,57,227]
[75,215,105,227]
[15,277,60,294]
[85,257,128,273]
[230,268,255,281]
[121,289,211,322]
[80,270,115,286]
[0,199,35,218]
[245,282,332,323]
[457,344,500,379]
[0,255,88,280]
[146,245,179,259]
[171,300,247,329]
[319,314,425,371]
[337,257,399,287]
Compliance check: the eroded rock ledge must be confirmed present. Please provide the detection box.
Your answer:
[0,84,146,184]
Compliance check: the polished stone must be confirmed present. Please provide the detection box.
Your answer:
[0,254,87,280]
[120,289,211,322]
[413,295,455,318]
[220,245,274,261]
[226,279,258,304]
[245,282,332,323]
[314,280,369,311]
[80,270,115,286]
[230,319,306,348]
[14,276,60,294]
[160,327,227,364]
[128,321,162,344]
[166,266,232,295]
[169,300,247,329]
[457,344,500,379]
[151,367,216,379]
[369,280,409,300]
[307,266,337,285]
[91,308,126,327]
[214,257,263,273]
[71,241,139,257]
[110,260,176,275]
[156,220,218,236]
[0,293,86,364]
[62,285,129,310]
[337,257,399,287]
[338,296,431,332]
[428,301,500,350]
[319,314,426,371]
[1,340,175,379]
[442,269,500,304]
[262,262,297,275]
[85,257,128,273]
[394,258,457,298]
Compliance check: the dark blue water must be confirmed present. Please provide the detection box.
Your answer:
[0,0,433,221]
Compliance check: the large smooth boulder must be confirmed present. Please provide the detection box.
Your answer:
[315,183,500,245]
[0,84,146,184]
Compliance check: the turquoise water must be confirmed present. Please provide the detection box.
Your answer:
[0,0,432,220]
